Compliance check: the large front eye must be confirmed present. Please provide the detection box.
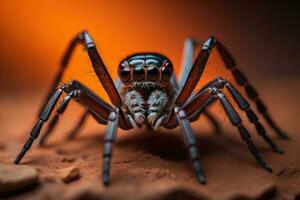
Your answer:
[147,66,159,81]
[119,66,131,83]
[133,66,145,81]
[161,66,172,81]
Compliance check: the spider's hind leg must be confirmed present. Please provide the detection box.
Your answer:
[215,40,289,140]
[212,88,272,172]
[222,79,284,153]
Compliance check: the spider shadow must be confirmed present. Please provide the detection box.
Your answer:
[115,128,260,162]
[37,127,272,167]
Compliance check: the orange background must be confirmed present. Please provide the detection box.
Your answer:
[0,0,299,102]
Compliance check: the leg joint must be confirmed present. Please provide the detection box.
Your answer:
[80,31,95,49]
[174,106,187,119]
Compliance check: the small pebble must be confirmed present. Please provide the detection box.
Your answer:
[57,166,80,183]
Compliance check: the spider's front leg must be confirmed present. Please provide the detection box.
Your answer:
[37,31,124,144]
[20,30,130,186]
[15,80,132,186]
[163,38,217,184]
[14,85,67,164]
[178,38,221,133]
[177,36,289,139]
[165,37,275,184]
[40,31,122,109]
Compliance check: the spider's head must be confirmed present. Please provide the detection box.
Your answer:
[118,53,173,86]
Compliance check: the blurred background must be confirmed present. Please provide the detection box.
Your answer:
[0,0,299,101]
[0,2,300,198]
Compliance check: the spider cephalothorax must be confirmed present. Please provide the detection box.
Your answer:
[118,53,174,128]
[15,31,289,186]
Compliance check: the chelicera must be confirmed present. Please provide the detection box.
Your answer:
[14,31,289,185]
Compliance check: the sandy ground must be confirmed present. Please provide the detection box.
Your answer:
[0,78,299,200]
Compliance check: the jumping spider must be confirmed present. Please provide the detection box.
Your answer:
[15,31,289,185]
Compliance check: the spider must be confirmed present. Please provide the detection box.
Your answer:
[14,31,289,185]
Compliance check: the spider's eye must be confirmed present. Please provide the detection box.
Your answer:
[161,63,173,81]
[133,66,145,81]
[147,66,159,81]
[119,66,131,83]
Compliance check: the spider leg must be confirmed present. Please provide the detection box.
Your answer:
[41,79,131,145]
[174,107,206,184]
[39,109,90,145]
[190,77,283,153]
[211,88,272,172]
[102,109,119,186]
[175,37,216,106]
[67,80,129,186]
[38,37,78,114]
[35,31,125,144]
[165,37,217,129]
[38,81,111,146]
[65,79,124,140]
[176,38,221,133]
[187,97,221,134]
[215,40,289,139]
[39,90,79,145]
[178,38,197,88]
[40,30,122,117]
[180,87,273,173]
[15,80,132,164]
[15,85,66,164]
[222,79,284,153]
[177,38,221,132]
